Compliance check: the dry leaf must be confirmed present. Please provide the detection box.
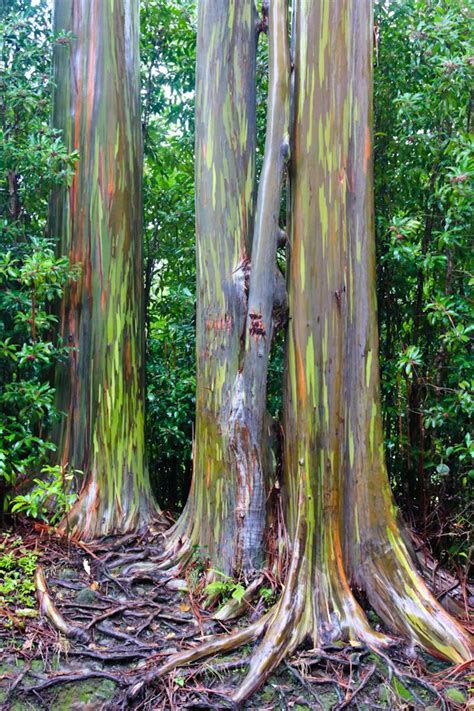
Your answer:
[178,603,190,613]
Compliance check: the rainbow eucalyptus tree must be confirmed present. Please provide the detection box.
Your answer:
[50,0,158,538]
[139,0,472,701]
[232,1,472,699]
[166,0,293,578]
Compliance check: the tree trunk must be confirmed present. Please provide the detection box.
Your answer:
[342,1,467,660]
[50,0,157,538]
[227,0,290,573]
[163,0,258,573]
[232,0,471,700]
[169,0,292,575]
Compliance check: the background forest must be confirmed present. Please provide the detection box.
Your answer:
[0,0,472,575]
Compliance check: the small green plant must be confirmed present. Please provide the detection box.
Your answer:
[0,535,39,614]
[259,586,277,609]
[11,464,77,525]
[204,570,246,605]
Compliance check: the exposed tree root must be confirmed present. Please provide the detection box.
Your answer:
[129,516,472,706]
[128,613,270,701]
[411,530,473,619]
[351,522,473,665]
[4,522,470,710]
[372,647,449,711]
[229,522,393,705]
[334,662,377,710]
[35,565,89,644]
[58,485,162,541]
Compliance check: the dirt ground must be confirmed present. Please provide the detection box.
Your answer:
[0,524,471,710]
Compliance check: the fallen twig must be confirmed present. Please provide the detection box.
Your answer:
[284,660,324,709]
[335,663,376,709]
[26,669,124,693]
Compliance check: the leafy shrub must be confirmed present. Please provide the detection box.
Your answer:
[0,1,77,513]
[374,0,473,558]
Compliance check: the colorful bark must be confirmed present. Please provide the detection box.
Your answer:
[232,0,471,700]
[51,0,157,537]
[125,2,472,701]
[164,0,258,572]
[341,0,472,663]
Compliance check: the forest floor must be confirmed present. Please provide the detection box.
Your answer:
[0,522,472,710]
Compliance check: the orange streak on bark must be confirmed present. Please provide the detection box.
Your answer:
[108,158,114,204]
[363,126,371,174]
[74,86,82,152]
[295,341,307,407]
[69,176,77,239]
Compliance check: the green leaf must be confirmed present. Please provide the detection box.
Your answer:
[445,688,467,705]
[392,678,414,702]
[231,584,246,603]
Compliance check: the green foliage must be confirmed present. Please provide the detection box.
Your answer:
[374,0,473,556]
[259,586,277,609]
[0,534,38,615]
[141,0,196,507]
[204,570,246,606]
[0,1,77,513]
[10,463,76,524]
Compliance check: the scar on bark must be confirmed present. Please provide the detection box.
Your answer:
[205,315,233,331]
[249,311,266,337]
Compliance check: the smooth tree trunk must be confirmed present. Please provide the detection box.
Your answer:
[227,0,290,572]
[341,0,469,663]
[51,0,157,538]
